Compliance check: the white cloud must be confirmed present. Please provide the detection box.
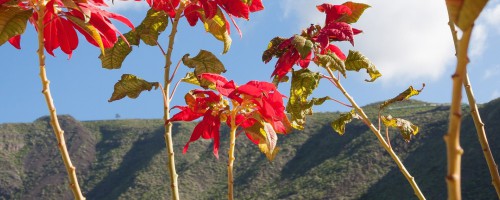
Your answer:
[281,0,455,83]
[103,0,149,12]
[470,24,488,57]
[483,1,500,33]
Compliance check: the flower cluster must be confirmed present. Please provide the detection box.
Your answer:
[2,0,133,57]
[169,73,290,160]
[263,2,367,79]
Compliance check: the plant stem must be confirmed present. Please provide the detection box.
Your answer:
[447,20,500,198]
[326,68,425,200]
[444,25,472,200]
[162,3,186,200]
[464,75,500,197]
[228,112,237,200]
[36,3,85,200]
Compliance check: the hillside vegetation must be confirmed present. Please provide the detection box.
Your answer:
[1,99,499,199]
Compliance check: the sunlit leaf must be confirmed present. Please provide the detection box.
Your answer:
[136,9,169,46]
[182,50,227,88]
[316,52,346,78]
[0,7,32,46]
[262,36,287,63]
[345,50,381,82]
[292,35,313,59]
[331,109,359,135]
[181,72,217,90]
[98,9,168,69]
[244,120,280,161]
[379,84,425,110]
[99,31,139,69]
[203,8,232,53]
[381,115,419,142]
[446,0,488,30]
[67,15,106,55]
[108,74,159,102]
[338,2,370,24]
[286,69,324,130]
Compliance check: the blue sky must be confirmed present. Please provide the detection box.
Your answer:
[1,0,500,123]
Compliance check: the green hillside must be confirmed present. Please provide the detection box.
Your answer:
[1,99,499,199]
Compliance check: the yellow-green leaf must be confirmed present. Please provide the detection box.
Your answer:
[381,115,419,142]
[0,7,32,46]
[338,2,370,24]
[244,120,280,161]
[203,8,232,53]
[315,52,347,78]
[180,72,217,90]
[108,74,159,102]
[345,50,381,82]
[262,36,287,63]
[286,69,324,130]
[136,9,169,46]
[182,50,226,88]
[292,35,313,59]
[331,109,359,135]
[67,15,105,55]
[446,0,488,30]
[379,84,425,110]
[99,31,139,69]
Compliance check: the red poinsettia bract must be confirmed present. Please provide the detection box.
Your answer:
[146,0,264,36]
[168,73,290,160]
[266,3,363,80]
[4,0,134,58]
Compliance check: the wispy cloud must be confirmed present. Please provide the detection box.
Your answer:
[491,90,500,99]
[470,24,488,57]
[281,0,455,83]
[483,0,500,34]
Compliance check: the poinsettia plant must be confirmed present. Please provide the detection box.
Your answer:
[0,0,133,199]
[168,73,291,199]
[262,1,426,199]
[102,1,267,199]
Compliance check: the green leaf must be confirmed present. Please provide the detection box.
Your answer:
[99,31,139,69]
[0,7,32,46]
[446,0,488,30]
[272,75,289,86]
[108,74,159,102]
[331,109,359,135]
[203,8,232,54]
[262,36,287,63]
[180,72,217,90]
[292,35,313,59]
[286,69,324,130]
[98,9,168,69]
[338,2,370,24]
[182,50,226,89]
[379,84,425,110]
[381,115,419,142]
[345,50,381,82]
[136,9,169,46]
[315,52,346,78]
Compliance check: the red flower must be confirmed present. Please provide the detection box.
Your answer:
[6,0,134,58]
[169,73,291,158]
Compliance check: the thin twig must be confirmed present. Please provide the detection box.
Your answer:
[325,67,426,200]
[169,79,182,102]
[168,58,183,84]
[156,40,166,56]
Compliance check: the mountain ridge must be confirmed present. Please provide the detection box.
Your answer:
[1,99,499,199]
